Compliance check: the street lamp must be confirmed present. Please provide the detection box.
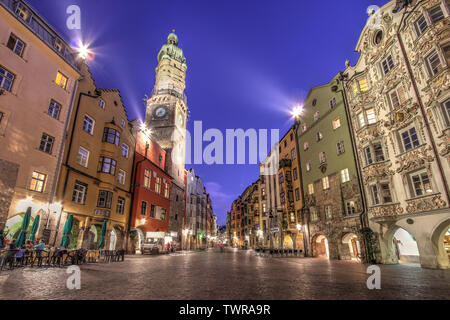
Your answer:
[291,105,303,119]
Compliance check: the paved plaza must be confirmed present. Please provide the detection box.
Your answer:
[0,248,449,300]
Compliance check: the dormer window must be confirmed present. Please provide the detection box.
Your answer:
[373,30,383,45]
[54,38,65,54]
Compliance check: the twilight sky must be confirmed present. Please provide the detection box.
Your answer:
[29,0,387,226]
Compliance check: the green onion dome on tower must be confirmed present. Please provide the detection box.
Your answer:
[157,31,187,69]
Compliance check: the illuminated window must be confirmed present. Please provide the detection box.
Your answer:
[316,132,323,141]
[15,3,31,21]
[308,183,314,195]
[301,123,307,132]
[319,152,326,164]
[359,79,369,92]
[118,169,126,185]
[314,111,320,122]
[341,168,350,183]
[97,191,113,209]
[0,66,15,91]
[164,181,170,198]
[77,147,89,167]
[322,176,330,190]
[332,118,341,130]
[345,201,356,215]
[47,100,61,119]
[55,72,68,89]
[117,197,125,214]
[29,171,46,192]
[410,171,433,197]
[304,142,309,151]
[6,34,25,56]
[352,83,358,96]
[144,169,151,188]
[310,207,318,222]
[306,161,311,172]
[155,177,161,193]
[366,108,376,124]
[325,206,332,219]
[72,181,88,204]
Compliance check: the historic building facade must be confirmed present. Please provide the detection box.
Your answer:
[0,0,81,243]
[296,74,365,261]
[145,32,188,246]
[128,129,172,253]
[55,63,135,250]
[343,0,450,268]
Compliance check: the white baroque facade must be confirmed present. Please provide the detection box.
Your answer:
[343,0,450,269]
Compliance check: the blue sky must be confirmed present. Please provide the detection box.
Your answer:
[29,0,387,226]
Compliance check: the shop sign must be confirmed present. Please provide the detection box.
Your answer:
[146,232,165,238]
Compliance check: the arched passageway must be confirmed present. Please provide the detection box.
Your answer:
[313,234,329,258]
[341,233,361,261]
[283,234,293,249]
[393,228,419,264]
[431,219,450,269]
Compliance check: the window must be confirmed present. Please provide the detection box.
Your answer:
[380,183,393,203]
[337,141,345,155]
[359,79,369,92]
[400,126,420,151]
[7,34,25,56]
[429,6,444,24]
[97,190,113,208]
[29,171,46,192]
[288,190,294,202]
[280,192,285,204]
[366,108,376,124]
[365,146,373,165]
[0,66,15,91]
[98,157,117,175]
[310,207,318,222]
[141,201,147,215]
[160,208,167,221]
[389,86,406,109]
[291,148,296,159]
[155,177,161,193]
[371,185,380,205]
[325,206,332,219]
[117,197,125,214]
[382,55,395,75]
[99,99,105,109]
[304,142,309,151]
[358,112,366,128]
[83,115,95,134]
[295,188,300,201]
[120,119,125,127]
[441,99,450,126]
[306,161,311,172]
[426,50,443,77]
[316,132,323,141]
[77,147,89,167]
[39,133,54,154]
[346,201,356,215]
[150,204,155,218]
[53,38,65,54]
[444,44,450,67]
[308,183,314,195]
[286,171,292,182]
[122,143,129,158]
[410,171,433,197]
[329,97,336,109]
[352,83,358,96]
[55,72,68,90]
[103,128,120,146]
[279,172,284,184]
[374,143,385,162]
[164,181,170,198]
[319,152,326,164]
[72,181,88,204]
[290,133,293,141]
[16,3,31,21]
[341,168,350,183]
[314,111,320,122]
[322,176,330,190]
[415,15,428,35]
[118,169,126,185]
[293,168,298,181]
[0,112,3,124]
[374,30,383,45]
[332,118,341,130]
[144,169,151,188]
[47,100,61,119]
[301,123,307,132]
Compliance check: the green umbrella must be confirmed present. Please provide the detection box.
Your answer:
[16,207,31,247]
[28,214,40,243]
[60,214,74,248]
[98,220,107,249]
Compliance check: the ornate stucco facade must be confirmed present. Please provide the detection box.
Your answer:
[343,0,450,268]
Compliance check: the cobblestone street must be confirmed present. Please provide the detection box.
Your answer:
[0,248,449,300]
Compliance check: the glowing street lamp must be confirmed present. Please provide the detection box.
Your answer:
[296,224,302,231]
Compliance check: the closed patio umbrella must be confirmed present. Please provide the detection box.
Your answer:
[60,214,74,248]
[28,214,40,243]
[16,207,31,247]
[98,220,107,249]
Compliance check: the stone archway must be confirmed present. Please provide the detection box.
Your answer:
[341,233,361,261]
[312,234,329,258]
[431,218,450,269]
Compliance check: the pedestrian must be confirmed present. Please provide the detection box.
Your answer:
[35,239,46,251]
[8,239,16,250]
